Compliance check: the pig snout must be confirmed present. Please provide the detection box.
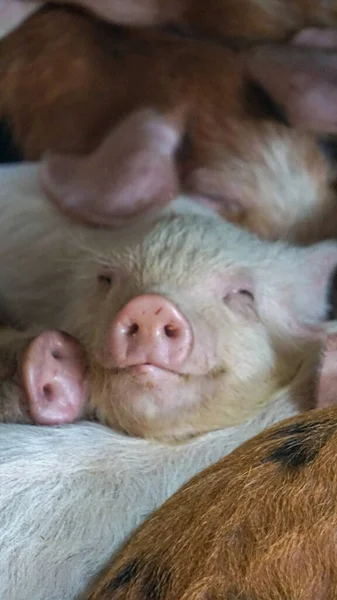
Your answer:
[110,294,193,371]
[22,331,88,425]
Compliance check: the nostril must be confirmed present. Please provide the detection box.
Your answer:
[51,350,62,360]
[43,384,53,400]
[128,323,139,336]
[164,323,180,338]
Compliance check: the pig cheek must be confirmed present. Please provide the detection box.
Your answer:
[217,325,281,408]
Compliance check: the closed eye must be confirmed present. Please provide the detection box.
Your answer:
[223,289,254,302]
[97,274,113,285]
[237,289,254,300]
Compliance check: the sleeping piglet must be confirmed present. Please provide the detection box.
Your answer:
[1,8,337,243]
[1,163,337,440]
[2,164,337,600]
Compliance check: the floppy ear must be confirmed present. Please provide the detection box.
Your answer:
[41,108,183,227]
[256,241,337,335]
[0,0,41,40]
[244,32,337,134]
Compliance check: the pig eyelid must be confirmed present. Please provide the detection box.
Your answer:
[97,273,113,285]
[223,288,255,302]
[237,289,254,299]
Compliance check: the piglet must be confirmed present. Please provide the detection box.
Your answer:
[2,8,337,243]
[85,331,337,600]
[2,164,337,599]
[1,163,337,441]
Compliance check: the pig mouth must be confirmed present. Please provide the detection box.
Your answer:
[126,364,183,378]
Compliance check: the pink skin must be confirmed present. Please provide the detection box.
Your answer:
[41,26,337,227]
[4,6,337,227]
[22,331,88,425]
[109,294,193,372]
[41,109,181,228]
[245,28,337,134]
[94,288,221,436]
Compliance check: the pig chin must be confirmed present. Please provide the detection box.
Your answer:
[88,366,213,440]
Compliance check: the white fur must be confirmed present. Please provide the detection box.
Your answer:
[0,163,215,327]
[0,393,297,600]
[0,162,332,598]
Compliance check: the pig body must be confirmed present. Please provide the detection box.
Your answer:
[1,8,337,242]
[86,404,337,600]
[0,393,299,600]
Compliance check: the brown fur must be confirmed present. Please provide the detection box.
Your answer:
[0,6,251,160]
[86,404,337,599]
[2,6,337,244]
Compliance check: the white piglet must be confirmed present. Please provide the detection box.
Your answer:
[0,164,335,600]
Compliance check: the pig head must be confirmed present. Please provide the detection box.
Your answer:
[1,161,337,439]
[2,7,337,243]
[55,209,337,440]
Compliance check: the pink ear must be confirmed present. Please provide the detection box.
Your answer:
[22,331,88,425]
[41,108,182,227]
[259,241,337,335]
[0,0,42,40]
[244,39,337,134]
[316,330,337,408]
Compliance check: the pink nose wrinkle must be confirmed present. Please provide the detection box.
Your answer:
[110,294,193,371]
